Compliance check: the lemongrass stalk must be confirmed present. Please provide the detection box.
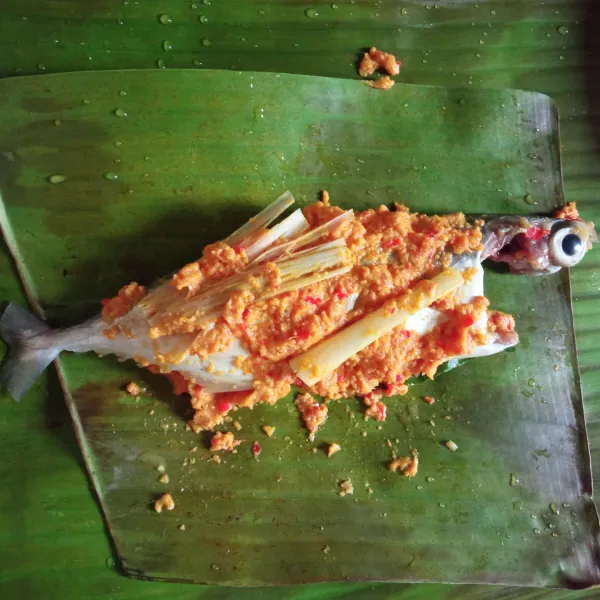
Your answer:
[167,243,349,319]
[260,266,352,299]
[254,210,354,263]
[152,243,351,333]
[286,210,354,251]
[245,209,309,261]
[290,268,464,386]
[179,266,354,330]
[225,191,295,248]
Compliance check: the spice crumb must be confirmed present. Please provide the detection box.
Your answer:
[363,76,395,90]
[252,441,261,457]
[446,440,458,452]
[154,492,175,513]
[422,396,435,405]
[209,455,222,464]
[327,443,341,457]
[148,409,155,415]
[126,381,140,396]
[262,425,275,437]
[389,449,419,477]
[178,524,186,531]
[233,420,242,431]
[158,473,170,484]
[210,431,240,452]
[156,464,166,473]
[296,392,328,441]
[339,479,354,497]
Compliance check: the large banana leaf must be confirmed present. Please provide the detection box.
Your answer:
[0,69,597,587]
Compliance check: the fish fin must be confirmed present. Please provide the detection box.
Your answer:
[0,303,60,401]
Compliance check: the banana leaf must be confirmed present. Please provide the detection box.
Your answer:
[0,69,598,588]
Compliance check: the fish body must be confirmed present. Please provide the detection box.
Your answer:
[0,193,595,409]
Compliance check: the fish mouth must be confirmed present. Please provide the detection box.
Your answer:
[481,215,597,275]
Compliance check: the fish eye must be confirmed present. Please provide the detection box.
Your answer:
[549,225,587,267]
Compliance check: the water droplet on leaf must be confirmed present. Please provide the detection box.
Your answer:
[199,15,208,23]
[114,108,127,117]
[305,8,318,19]
[557,25,569,35]
[201,38,212,47]
[156,58,166,69]
[48,174,66,184]
[103,172,119,181]
[158,14,172,25]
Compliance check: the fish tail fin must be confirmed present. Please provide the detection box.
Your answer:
[0,303,61,401]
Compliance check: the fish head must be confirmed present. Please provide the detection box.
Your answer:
[481,214,597,275]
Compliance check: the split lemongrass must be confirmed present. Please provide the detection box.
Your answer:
[189,266,354,329]
[150,242,351,335]
[245,209,309,261]
[290,268,463,386]
[225,191,295,248]
[174,242,350,317]
[286,210,354,252]
[254,210,354,264]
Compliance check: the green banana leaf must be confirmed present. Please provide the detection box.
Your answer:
[0,69,597,587]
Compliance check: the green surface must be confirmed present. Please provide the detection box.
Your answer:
[0,0,599,598]
[1,69,597,587]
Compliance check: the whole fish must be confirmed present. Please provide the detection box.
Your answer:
[0,192,596,412]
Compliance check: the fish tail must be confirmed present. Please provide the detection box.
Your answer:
[0,303,61,401]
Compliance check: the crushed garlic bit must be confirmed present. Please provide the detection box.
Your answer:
[158,473,170,484]
[209,455,222,464]
[321,190,330,206]
[126,381,141,396]
[327,443,341,457]
[210,431,240,452]
[154,492,175,513]
[233,420,242,431]
[262,425,275,437]
[178,524,186,531]
[389,449,419,478]
[446,440,458,452]
[156,464,166,473]
[338,479,354,497]
[422,396,435,405]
